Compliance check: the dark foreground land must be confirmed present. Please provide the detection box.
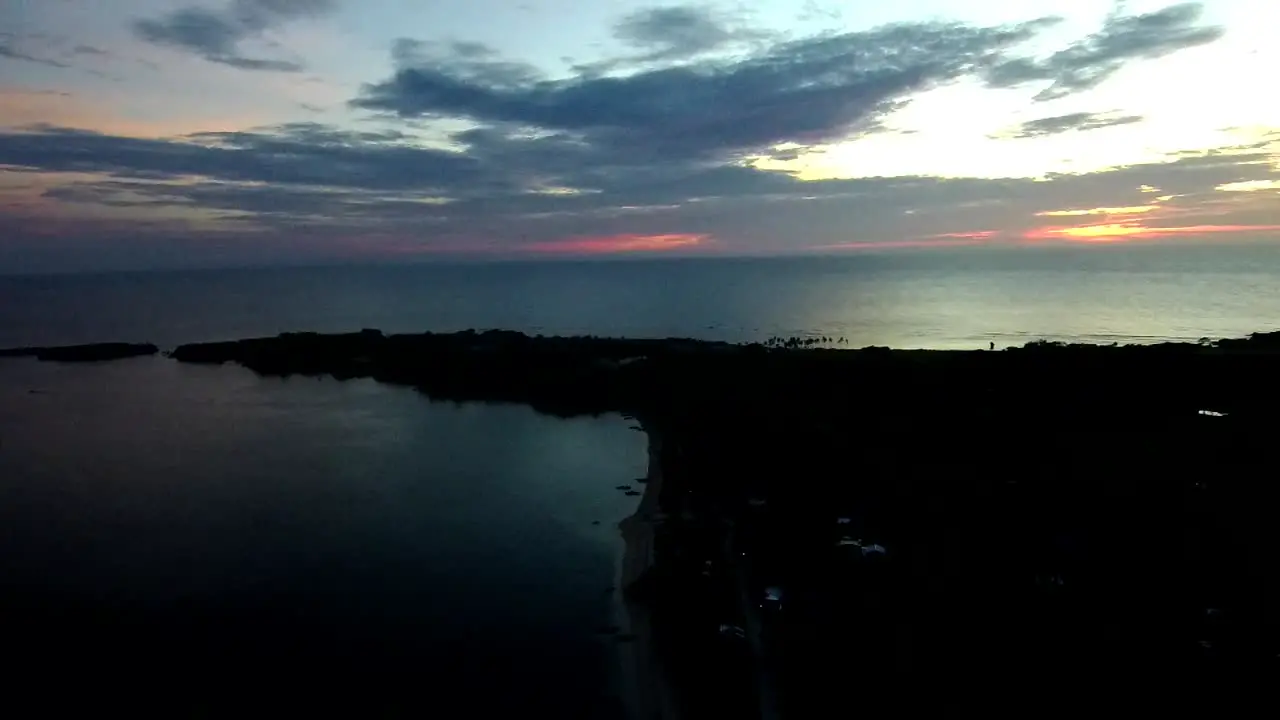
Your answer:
[7,329,1280,711]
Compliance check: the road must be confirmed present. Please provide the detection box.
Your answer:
[666,425,779,720]
[725,524,781,720]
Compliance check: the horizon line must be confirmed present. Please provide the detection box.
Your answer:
[2,236,1276,278]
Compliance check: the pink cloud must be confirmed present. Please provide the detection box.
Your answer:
[524,233,711,254]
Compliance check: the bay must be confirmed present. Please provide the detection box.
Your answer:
[0,356,646,715]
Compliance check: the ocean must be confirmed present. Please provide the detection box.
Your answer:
[3,242,1279,350]
[1,243,1278,712]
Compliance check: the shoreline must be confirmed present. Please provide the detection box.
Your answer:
[612,415,681,720]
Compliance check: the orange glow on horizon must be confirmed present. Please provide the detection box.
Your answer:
[930,230,998,240]
[1025,221,1280,242]
[526,233,710,254]
[1036,205,1160,217]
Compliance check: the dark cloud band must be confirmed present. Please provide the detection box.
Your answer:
[133,0,336,72]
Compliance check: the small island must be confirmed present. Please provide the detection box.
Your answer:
[0,342,159,362]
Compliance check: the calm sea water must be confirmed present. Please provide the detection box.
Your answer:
[3,243,1279,350]
[2,244,1278,711]
[0,357,646,714]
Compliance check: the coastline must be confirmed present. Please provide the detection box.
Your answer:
[612,415,681,720]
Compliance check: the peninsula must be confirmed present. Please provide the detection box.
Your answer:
[3,328,1277,707]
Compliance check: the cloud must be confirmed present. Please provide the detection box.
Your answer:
[1216,179,1280,193]
[133,0,337,72]
[387,38,542,89]
[4,118,1276,265]
[614,6,736,54]
[568,6,774,77]
[353,19,1052,162]
[0,40,71,69]
[931,231,998,240]
[1025,222,1280,243]
[525,232,711,254]
[0,2,1272,271]
[1037,205,1158,217]
[999,111,1144,139]
[615,5,770,59]
[0,124,482,192]
[985,3,1223,100]
[798,1,844,23]
[4,9,1278,272]
[0,29,138,74]
[71,45,110,57]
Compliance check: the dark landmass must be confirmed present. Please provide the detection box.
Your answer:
[164,328,1280,706]
[0,341,159,362]
[169,328,727,416]
[10,328,1279,711]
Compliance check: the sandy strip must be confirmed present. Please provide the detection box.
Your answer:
[611,417,682,720]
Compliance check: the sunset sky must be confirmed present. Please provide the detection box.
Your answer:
[1,0,1277,271]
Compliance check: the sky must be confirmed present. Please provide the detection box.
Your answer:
[0,0,1277,272]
